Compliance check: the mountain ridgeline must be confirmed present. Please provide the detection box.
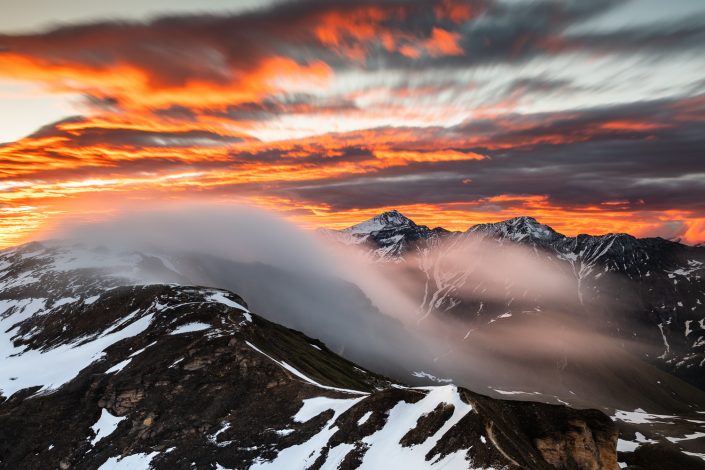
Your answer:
[1,210,704,469]
[324,211,705,394]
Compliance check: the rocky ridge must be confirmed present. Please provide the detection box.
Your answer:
[0,242,622,469]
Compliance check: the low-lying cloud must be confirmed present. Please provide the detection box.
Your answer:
[40,201,650,410]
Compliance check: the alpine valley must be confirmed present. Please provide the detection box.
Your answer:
[1,211,704,469]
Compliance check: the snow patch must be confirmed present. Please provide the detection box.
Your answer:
[666,431,705,443]
[169,322,211,335]
[105,359,132,374]
[411,371,453,384]
[91,409,126,445]
[356,386,473,469]
[612,409,675,425]
[252,396,364,469]
[97,451,159,469]
[357,411,372,426]
[617,432,656,453]
[0,312,153,397]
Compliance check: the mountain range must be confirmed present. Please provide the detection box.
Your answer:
[324,210,705,393]
[1,211,705,468]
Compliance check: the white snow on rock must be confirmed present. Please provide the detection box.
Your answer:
[97,451,159,469]
[255,385,477,470]
[252,396,365,469]
[616,432,656,453]
[105,359,132,374]
[206,291,249,312]
[245,341,367,395]
[0,312,153,398]
[169,322,211,335]
[666,431,705,443]
[492,389,541,396]
[294,396,367,423]
[684,451,705,461]
[343,211,411,235]
[91,409,127,445]
[357,411,372,426]
[52,296,79,308]
[320,443,356,470]
[612,409,675,425]
[205,290,251,322]
[411,371,453,384]
[356,386,472,470]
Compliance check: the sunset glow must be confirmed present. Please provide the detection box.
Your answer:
[1,0,704,247]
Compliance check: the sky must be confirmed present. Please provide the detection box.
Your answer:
[0,0,704,247]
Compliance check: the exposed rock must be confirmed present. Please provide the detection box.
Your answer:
[620,442,705,470]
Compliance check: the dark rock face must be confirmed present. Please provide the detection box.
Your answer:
[0,245,619,469]
[619,443,705,470]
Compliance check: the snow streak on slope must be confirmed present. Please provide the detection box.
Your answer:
[252,386,479,470]
[246,341,367,395]
[0,309,154,397]
[250,396,366,470]
[356,386,474,470]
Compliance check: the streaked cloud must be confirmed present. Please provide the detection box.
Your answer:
[0,0,703,246]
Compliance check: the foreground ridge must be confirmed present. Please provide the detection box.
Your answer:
[0,243,618,469]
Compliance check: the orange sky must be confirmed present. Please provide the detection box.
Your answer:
[0,0,704,248]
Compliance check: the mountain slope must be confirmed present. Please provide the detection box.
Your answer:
[0,243,621,469]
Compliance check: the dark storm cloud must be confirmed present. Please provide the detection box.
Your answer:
[390,0,620,67]
[0,0,472,88]
[1,0,702,93]
[230,145,374,165]
[22,117,250,148]
[207,95,359,122]
[261,94,705,213]
[377,1,705,70]
[501,77,584,96]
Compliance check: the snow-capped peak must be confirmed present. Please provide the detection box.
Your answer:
[468,216,563,242]
[343,210,415,235]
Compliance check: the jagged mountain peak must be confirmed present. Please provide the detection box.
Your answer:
[468,215,564,242]
[343,209,416,234]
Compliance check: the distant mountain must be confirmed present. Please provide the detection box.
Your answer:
[468,216,563,244]
[0,243,622,469]
[321,210,451,259]
[328,211,705,394]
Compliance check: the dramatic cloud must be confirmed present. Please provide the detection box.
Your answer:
[0,0,703,246]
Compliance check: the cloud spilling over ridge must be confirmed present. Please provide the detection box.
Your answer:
[40,202,648,409]
[46,201,583,320]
